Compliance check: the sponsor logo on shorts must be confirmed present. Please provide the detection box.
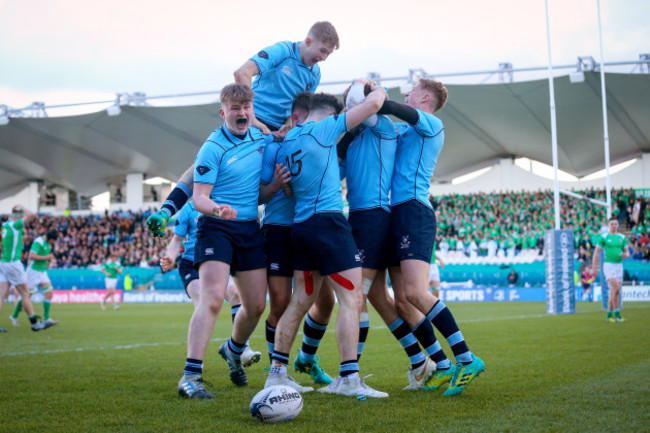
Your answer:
[354,254,361,262]
[400,235,410,250]
[270,263,279,271]
[358,249,365,264]
[185,274,192,280]
[205,248,214,255]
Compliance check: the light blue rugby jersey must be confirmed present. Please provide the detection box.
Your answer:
[174,202,199,262]
[250,41,321,129]
[345,115,397,212]
[194,126,267,221]
[391,110,444,208]
[260,140,295,226]
[278,114,348,223]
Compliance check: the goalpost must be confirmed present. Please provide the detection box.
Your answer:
[543,0,613,314]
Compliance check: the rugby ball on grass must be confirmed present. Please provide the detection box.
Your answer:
[250,385,303,423]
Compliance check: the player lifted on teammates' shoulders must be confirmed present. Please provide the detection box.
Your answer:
[145,21,339,237]
[234,21,339,134]
[10,229,60,327]
[177,83,269,399]
[0,205,51,332]
[379,78,485,396]
[592,216,630,322]
[264,84,388,398]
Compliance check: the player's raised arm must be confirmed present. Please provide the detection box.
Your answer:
[377,100,420,125]
[233,59,270,134]
[233,60,259,87]
[345,85,386,131]
[14,205,38,225]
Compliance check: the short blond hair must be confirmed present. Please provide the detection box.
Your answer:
[220,83,254,106]
[308,21,340,50]
[418,78,448,112]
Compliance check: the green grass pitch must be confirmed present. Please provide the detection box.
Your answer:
[1,301,648,432]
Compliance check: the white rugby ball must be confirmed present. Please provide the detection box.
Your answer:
[250,385,303,423]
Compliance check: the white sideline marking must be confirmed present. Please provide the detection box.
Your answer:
[2,304,648,357]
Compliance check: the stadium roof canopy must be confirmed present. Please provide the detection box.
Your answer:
[0,71,648,199]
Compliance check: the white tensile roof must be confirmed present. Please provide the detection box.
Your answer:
[0,72,648,199]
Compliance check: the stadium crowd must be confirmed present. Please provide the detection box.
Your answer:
[432,187,650,262]
[1,209,166,268]
[0,188,648,269]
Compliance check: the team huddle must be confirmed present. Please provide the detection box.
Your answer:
[147,21,485,399]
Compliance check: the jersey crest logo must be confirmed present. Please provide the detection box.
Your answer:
[257,145,264,154]
[196,165,211,175]
[282,65,292,76]
[258,50,269,60]
[400,235,410,250]
[305,83,312,92]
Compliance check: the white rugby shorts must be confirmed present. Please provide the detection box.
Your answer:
[428,263,440,283]
[0,261,28,286]
[603,263,623,282]
[27,268,52,293]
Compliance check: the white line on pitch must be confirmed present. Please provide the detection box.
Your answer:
[2,304,648,357]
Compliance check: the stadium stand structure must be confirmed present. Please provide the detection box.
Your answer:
[1,188,647,289]
[1,71,649,204]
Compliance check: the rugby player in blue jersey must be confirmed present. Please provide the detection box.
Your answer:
[259,93,336,390]
[264,84,389,398]
[145,22,339,239]
[234,21,339,134]
[161,202,262,370]
[176,84,269,399]
[379,78,485,396]
[341,82,438,390]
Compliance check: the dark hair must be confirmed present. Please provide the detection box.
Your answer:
[292,92,312,114]
[309,93,344,115]
[608,216,618,222]
[46,230,58,241]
